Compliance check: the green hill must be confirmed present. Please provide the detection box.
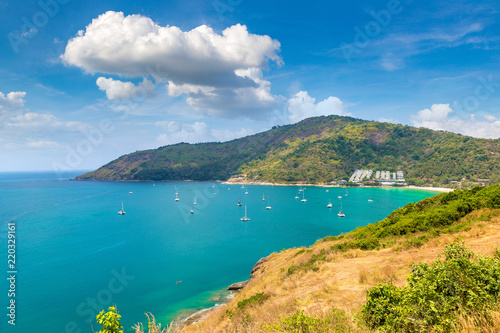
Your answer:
[75,116,500,186]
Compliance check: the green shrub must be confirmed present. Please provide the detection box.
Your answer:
[363,242,500,332]
[95,306,123,333]
[294,248,306,257]
[237,292,269,310]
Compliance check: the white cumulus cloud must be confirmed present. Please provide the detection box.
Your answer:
[0,91,27,119]
[96,77,155,100]
[61,11,282,117]
[287,91,351,123]
[4,112,82,130]
[411,103,500,139]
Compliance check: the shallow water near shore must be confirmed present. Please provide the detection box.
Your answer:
[0,172,438,332]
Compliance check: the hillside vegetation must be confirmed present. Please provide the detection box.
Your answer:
[75,116,500,186]
[176,184,500,332]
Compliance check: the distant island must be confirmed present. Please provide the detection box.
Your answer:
[75,115,500,188]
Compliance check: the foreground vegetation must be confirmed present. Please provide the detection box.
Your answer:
[363,242,500,332]
[94,185,500,332]
[75,116,500,187]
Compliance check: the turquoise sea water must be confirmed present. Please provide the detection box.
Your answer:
[0,172,439,332]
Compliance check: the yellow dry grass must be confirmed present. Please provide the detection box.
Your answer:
[178,209,500,333]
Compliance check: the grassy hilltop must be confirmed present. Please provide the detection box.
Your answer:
[75,116,500,187]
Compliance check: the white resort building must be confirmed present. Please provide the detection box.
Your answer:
[349,169,406,185]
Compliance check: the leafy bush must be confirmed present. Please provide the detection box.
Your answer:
[95,306,123,333]
[363,242,500,332]
[237,292,270,310]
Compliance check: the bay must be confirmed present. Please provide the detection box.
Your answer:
[0,172,438,332]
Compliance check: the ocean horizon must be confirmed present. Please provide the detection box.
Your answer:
[0,171,439,332]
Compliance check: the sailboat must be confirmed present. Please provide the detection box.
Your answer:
[262,193,265,201]
[190,204,194,214]
[301,191,307,202]
[118,202,126,215]
[345,188,348,196]
[193,196,197,205]
[337,202,345,217]
[241,204,251,221]
[265,194,271,209]
[237,195,243,206]
[174,187,180,202]
[327,196,332,208]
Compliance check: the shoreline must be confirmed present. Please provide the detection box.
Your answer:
[74,177,454,193]
[406,185,454,192]
[223,180,454,193]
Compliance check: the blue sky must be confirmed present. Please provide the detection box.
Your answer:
[1,0,499,172]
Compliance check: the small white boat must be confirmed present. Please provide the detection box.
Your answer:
[338,195,343,199]
[301,191,307,202]
[245,191,248,195]
[368,199,374,202]
[129,191,133,194]
[241,205,251,221]
[338,202,345,217]
[327,195,332,208]
[265,206,272,210]
[118,202,126,215]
